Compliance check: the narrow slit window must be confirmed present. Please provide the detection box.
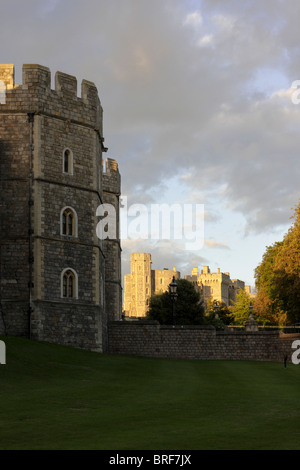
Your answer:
[63,149,73,174]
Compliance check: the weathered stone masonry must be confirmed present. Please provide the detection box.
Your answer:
[0,64,121,352]
[102,158,122,344]
[108,321,300,362]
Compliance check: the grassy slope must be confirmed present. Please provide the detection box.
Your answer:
[0,335,299,450]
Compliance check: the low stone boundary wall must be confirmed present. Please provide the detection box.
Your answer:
[108,321,300,362]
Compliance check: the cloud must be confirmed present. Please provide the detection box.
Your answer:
[197,34,214,48]
[205,239,230,250]
[183,11,203,27]
[212,14,236,32]
[1,0,300,283]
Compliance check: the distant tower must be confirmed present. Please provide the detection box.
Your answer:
[123,254,181,317]
[124,253,152,317]
[152,266,180,295]
[0,64,121,352]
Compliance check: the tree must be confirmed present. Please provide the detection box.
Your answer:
[204,297,233,329]
[253,289,287,326]
[254,242,283,301]
[273,203,300,323]
[254,201,300,324]
[254,241,286,325]
[230,288,252,325]
[146,279,205,325]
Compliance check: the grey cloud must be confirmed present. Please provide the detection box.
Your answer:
[205,239,230,250]
[2,0,300,238]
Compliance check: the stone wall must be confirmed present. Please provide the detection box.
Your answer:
[108,321,300,362]
[32,300,103,352]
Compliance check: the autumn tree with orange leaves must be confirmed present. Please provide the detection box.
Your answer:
[254,201,300,325]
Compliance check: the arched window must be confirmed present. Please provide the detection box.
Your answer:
[61,268,78,299]
[61,207,77,237]
[63,148,73,174]
[62,208,74,235]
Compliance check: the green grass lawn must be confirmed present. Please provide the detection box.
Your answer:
[0,335,299,450]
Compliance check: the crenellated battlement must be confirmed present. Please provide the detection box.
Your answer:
[131,253,152,262]
[0,64,102,128]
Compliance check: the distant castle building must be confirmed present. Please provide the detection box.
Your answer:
[184,266,246,306]
[244,285,256,300]
[124,253,152,318]
[124,253,250,317]
[123,253,180,318]
[0,64,122,352]
[152,266,181,296]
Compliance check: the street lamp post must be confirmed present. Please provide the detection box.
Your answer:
[169,276,178,325]
[249,304,253,316]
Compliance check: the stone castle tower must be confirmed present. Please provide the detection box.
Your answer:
[123,253,180,318]
[124,253,152,317]
[0,64,121,352]
[152,266,180,296]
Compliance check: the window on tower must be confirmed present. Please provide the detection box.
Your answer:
[61,207,77,237]
[63,148,73,174]
[61,268,78,299]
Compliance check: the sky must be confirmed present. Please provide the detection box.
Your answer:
[1,0,300,289]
